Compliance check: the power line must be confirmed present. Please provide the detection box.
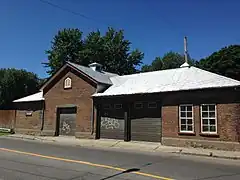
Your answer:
[38,0,110,27]
[38,0,185,38]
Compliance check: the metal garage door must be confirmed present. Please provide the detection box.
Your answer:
[59,107,77,136]
[131,101,161,142]
[100,104,124,140]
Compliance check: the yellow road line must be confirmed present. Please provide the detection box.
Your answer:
[0,147,174,180]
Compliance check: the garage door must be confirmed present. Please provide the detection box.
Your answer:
[59,107,77,136]
[100,104,124,140]
[131,101,161,142]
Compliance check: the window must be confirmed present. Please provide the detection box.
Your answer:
[134,102,143,109]
[103,104,111,109]
[179,105,194,133]
[114,104,122,109]
[64,77,72,89]
[25,110,33,116]
[201,104,217,134]
[148,102,157,108]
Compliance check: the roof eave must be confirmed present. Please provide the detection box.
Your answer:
[92,84,240,98]
[13,99,45,103]
[40,64,68,91]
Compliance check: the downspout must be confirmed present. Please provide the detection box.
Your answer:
[91,84,109,135]
[91,96,95,135]
[40,100,45,131]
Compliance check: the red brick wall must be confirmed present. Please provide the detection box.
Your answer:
[162,104,240,142]
[43,67,96,136]
[0,110,15,128]
[161,89,240,144]
[14,101,44,135]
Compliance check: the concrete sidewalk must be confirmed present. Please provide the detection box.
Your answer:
[2,134,240,160]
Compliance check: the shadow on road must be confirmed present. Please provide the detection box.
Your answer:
[100,168,140,180]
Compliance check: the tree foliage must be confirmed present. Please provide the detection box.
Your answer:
[0,69,40,108]
[196,45,240,81]
[141,52,195,72]
[44,28,144,76]
[44,28,84,75]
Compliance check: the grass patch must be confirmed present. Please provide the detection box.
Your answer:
[0,132,10,136]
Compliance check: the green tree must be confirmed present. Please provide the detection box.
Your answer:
[141,57,163,72]
[141,52,195,72]
[0,69,40,108]
[196,45,240,81]
[44,27,144,76]
[43,28,84,75]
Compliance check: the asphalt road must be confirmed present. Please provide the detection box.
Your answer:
[0,138,239,180]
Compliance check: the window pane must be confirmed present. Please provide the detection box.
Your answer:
[202,118,209,125]
[115,104,122,109]
[209,119,216,125]
[180,112,186,117]
[148,102,157,108]
[181,125,186,131]
[209,112,215,118]
[202,112,208,118]
[187,125,193,131]
[187,112,192,118]
[135,103,143,109]
[202,125,209,132]
[187,106,192,111]
[187,119,192,124]
[209,105,215,111]
[180,106,186,111]
[202,105,208,111]
[181,118,186,125]
[210,125,216,132]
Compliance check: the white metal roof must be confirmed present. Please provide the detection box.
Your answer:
[13,91,44,102]
[68,62,118,85]
[93,66,240,97]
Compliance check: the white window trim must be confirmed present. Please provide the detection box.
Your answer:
[200,104,217,134]
[179,104,194,133]
[64,77,72,89]
[25,110,33,116]
[134,102,143,109]
[148,102,157,109]
[114,104,122,109]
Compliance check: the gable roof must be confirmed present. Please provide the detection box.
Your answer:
[68,62,118,84]
[13,92,44,102]
[40,62,118,91]
[93,66,240,97]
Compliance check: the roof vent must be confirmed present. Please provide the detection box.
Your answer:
[89,62,103,72]
[180,62,190,68]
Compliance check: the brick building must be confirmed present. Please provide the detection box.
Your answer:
[13,61,240,150]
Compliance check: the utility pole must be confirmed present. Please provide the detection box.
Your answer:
[184,36,188,64]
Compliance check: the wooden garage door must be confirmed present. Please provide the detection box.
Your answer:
[59,107,77,136]
[131,101,161,142]
[100,104,124,140]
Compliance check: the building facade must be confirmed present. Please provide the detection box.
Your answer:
[13,61,240,150]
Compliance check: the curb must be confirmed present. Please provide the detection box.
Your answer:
[172,152,240,160]
[1,135,240,160]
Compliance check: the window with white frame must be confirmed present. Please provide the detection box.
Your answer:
[114,104,122,109]
[64,77,72,89]
[201,104,217,133]
[148,102,157,108]
[179,105,194,133]
[134,102,143,109]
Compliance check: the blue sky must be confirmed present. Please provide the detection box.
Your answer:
[0,0,239,78]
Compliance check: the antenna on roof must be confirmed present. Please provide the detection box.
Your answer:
[184,36,188,63]
[180,36,190,68]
